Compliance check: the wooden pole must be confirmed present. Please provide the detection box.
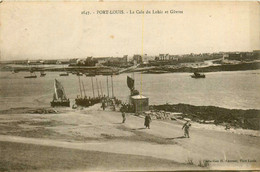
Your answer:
[99,81,103,97]
[78,76,82,98]
[81,81,86,98]
[111,75,114,98]
[107,76,109,98]
[96,77,100,97]
[91,77,95,98]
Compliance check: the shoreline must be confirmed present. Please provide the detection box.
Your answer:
[141,61,260,74]
[1,103,259,133]
[149,103,260,131]
[1,61,260,75]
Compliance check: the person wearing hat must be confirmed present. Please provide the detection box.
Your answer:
[182,121,191,138]
[122,112,126,123]
[144,114,152,129]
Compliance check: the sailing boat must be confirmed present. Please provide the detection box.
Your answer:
[50,79,70,107]
[75,76,101,107]
[127,76,135,91]
[127,76,139,96]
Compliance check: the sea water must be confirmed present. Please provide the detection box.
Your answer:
[0,70,259,110]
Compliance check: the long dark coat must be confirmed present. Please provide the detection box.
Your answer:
[144,115,151,127]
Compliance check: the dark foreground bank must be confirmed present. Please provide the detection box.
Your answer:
[150,104,260,130]
[0,141,192,171]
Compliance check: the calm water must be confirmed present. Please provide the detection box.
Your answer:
[0,70,260,110]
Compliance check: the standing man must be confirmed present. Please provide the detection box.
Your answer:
[144,114,152,129]
[122,112,126,123]
[182,121,191,138]
[101,100,106,110]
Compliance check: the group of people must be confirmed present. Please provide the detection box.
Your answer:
[101,99,191,137]
[121,112,152,128]
[74,96,102,108]
[101,97,122,111]
[121,111,191,137]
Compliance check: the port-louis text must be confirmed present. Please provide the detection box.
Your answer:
[81,9,183,15]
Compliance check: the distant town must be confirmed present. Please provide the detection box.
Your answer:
[1,50,260,75]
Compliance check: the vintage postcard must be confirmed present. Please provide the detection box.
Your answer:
[0,1,259,171]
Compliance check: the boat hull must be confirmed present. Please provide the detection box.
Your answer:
[24,76,37,78]
[50,100,70,107]
[75,98,101,107]
[191,75,205,78]
[85,73,96,77]
[59,73,69,76]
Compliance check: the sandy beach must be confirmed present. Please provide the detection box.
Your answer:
[0,104,259,171]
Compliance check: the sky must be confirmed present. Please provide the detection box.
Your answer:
[0,1,259,61]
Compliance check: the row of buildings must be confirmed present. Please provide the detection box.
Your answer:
[2,50,259,66]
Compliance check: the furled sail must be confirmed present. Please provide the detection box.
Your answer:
[127,76,135,90]
[54,79,67,100]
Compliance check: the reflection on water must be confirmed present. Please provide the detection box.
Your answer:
[0,70,259,110]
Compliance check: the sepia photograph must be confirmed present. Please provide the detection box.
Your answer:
[0,1,259,171]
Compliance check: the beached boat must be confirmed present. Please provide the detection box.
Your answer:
[191,72,205,78]
[75,97,101,107]
[50,79,70,107]
[75,76,102,107]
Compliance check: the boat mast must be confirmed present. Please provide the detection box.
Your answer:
[107,76,109,98]
[96,77,100,97]
[111,75,114,98]
[91,77,95,98]
[99,81,103,97]
[81,81,86,98]
[78,76,83,98]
